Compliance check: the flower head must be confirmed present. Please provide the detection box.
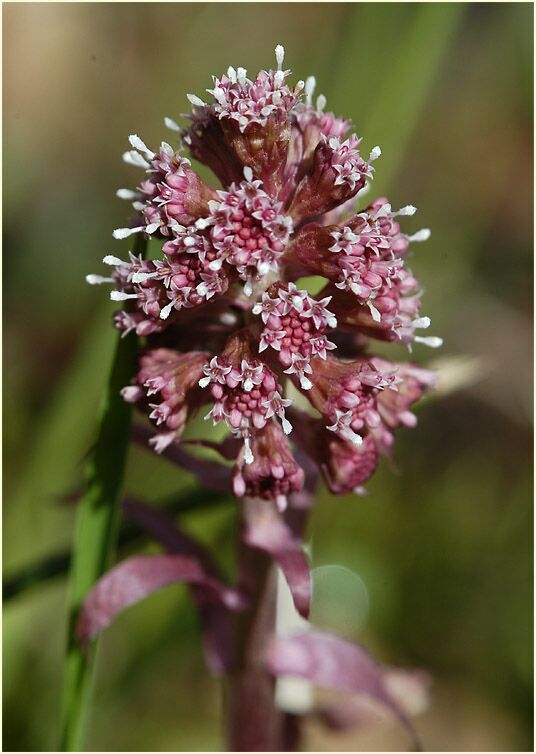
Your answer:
[208,47,302,133]
[206,169,292,293]
[114,137,217,239]
[122,348,209,452]
[89,45,440,505]
[232,422,304,511]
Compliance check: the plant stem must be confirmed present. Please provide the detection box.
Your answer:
[224,499,286,752]
[59,234,146,751]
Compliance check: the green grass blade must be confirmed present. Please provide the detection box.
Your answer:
[59,235,146,751]
[362,3,465,194]
[325,4,464,195]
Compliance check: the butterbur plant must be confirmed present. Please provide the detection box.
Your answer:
[72,45,440,751]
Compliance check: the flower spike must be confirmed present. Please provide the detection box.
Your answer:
[87,44,440,503]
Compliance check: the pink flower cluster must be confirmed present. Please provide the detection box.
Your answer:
[88,46,441,508]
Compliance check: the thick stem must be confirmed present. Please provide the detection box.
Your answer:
[224,499,287,752]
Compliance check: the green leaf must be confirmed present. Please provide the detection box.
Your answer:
[59,235,146,751]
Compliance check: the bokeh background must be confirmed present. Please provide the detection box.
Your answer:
[3,2,533,751]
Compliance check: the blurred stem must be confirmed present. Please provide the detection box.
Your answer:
[328,3,464,195]
[59,234,147,751]
[326,3,408,102]
[224,499,286,751]
[3,488,231,602]
[363,3,464,194]
[223,501,300,751]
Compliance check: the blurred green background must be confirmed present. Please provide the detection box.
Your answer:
[3,2,533,751]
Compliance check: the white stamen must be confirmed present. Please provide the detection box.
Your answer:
[102,255,126,266]
[244,437,254,465]
[121,385,142,402]
[211,87,228,107]
[348,432,363,447]
[227,66,237,83]
[195,217,212,230]
[160,141,175,156]
[113,226,145,239]
[369,145,382,161]
[237,67,247,86]
[243,166,253,182]
[409,228,431,242]
[281,416,293,435]
[122,150,150,169]
[128,135,155,158]
[145,222,160,235]
[169,225,185,239]
[187,93,206,107]
[412,316,431,329]
[131,271,158,283]
[414,335,443,348]
[316,94,326,112]
[86,274,113,285]
[397,204,417,216]
[116,188,139,200]
[299,375,313,391]
[374,203,392,220]
[159,302,174,320]
[257,262,271,276]
[198,376,211,388]
[275,44,285,70]
[164,117,181,132]
[110,291,137,301]
[368,301,381,322]
[304,76,316,105]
